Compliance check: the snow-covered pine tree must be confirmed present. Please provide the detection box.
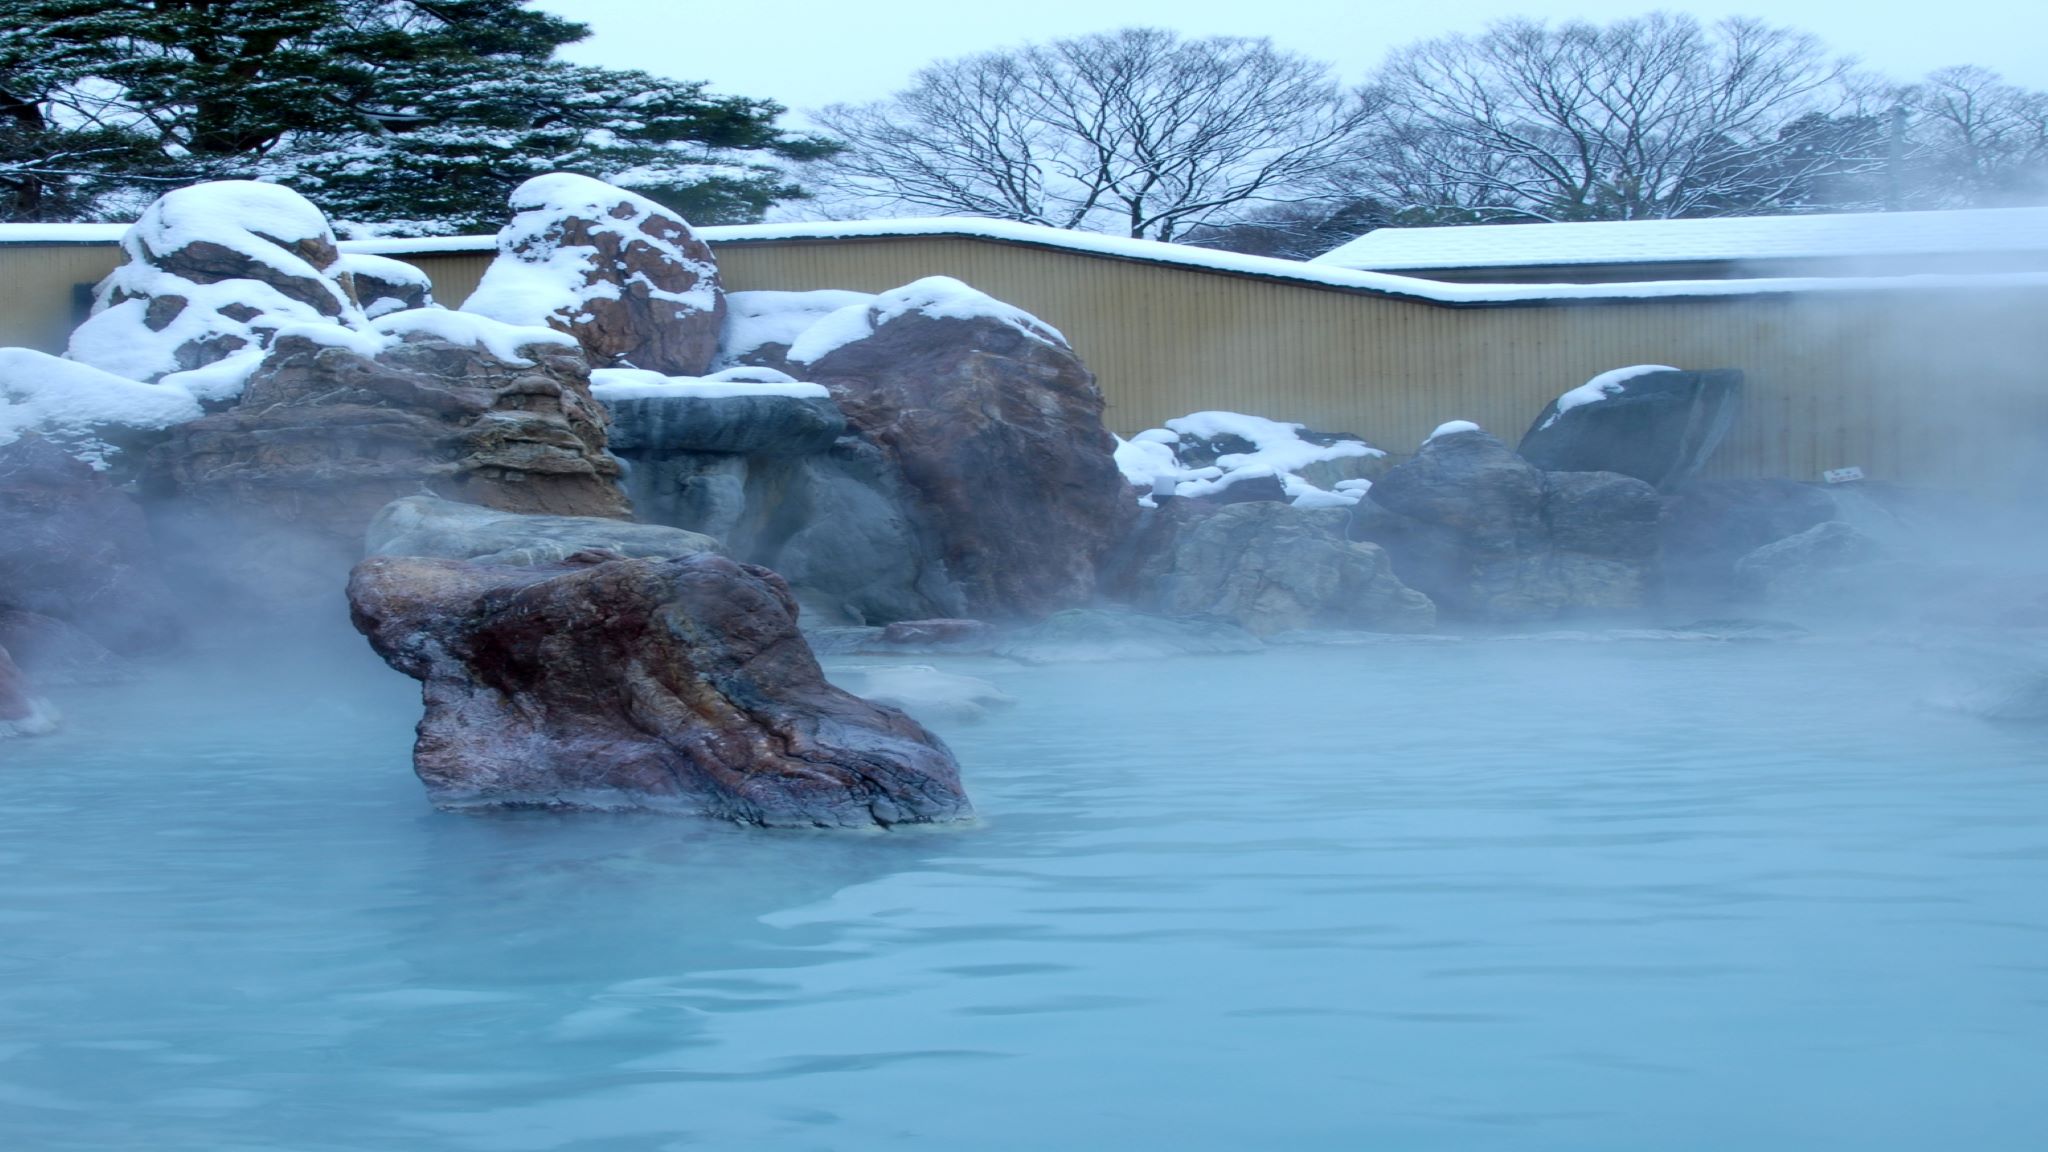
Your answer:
[0,0,833,231]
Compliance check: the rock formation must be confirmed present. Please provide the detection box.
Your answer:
[66,181,365,382]
[0,640,59,737]
[1518,367,1743,489]
[145,317,629,548]
[1360,425,1661,621]
[1659,479,1840,607]
[792,278,1136,618]
[339,253,436,318]
[462,173,724,376]
[367,495,717,566]
[0,434,181,654]
[348,552,971,826]
[605,388,965,624]
[0,610,132,685]
[1124,501,1435,636]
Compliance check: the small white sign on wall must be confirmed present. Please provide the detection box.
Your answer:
[1822,466,1866,485]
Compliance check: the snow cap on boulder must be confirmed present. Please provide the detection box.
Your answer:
[461,172,725,376]
[67,181,364,382]
[787,276,1065,364]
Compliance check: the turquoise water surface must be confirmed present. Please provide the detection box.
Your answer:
[3,633,2045,1150]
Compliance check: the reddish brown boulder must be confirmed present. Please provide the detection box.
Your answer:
[348,552,971,826]
[0,434,181,654]
[144,322,629,554]
[793,279,1137,618]
[462,173,724,376]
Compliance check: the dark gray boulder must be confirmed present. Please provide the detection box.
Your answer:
[1733,520,1895,606]
[1128,501,1434,635]
[603,393,844,457]
[1660,480,1841,607]
[1518,368,1742,489]
[607,392,967,625]
[1360,427,1660,621]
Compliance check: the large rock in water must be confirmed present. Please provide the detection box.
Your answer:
[66,181,365,381]
[792,278,1136,618]
[462,173,724,376]
[1124,501,1434,636]
[1362,426,1660,621]
[1517,367,1743,489]
[348,552,970,826]
[367,496,717,566]
[0,434,180,654]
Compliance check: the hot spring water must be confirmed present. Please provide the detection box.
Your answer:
[3,633,2045,1149]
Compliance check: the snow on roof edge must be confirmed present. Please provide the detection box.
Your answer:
[1312,206,2048,271]
[9,217,2048,306]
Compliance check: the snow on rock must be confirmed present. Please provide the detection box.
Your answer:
[371,309,575,366]
[588,368,829,402]
[0,348,202,468]
[461,172,724,376]
[157,346,267,406]
[66,181,364,382]
[1117,411,1384,507]
[786,277,1066,365]
[1113,435,1186,506]
[1542,365,1681,429]
[716,289,876,368]
[1426,420,1483,442]
[338,252,436,318]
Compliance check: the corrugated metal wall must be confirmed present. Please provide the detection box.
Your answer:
[699,237,2048,486]
[0,245,122,355]
[8,235,2044,487]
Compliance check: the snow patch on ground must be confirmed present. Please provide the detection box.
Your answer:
[0,348,202,467]
[461,172,719,331]
[786,276,1066,364]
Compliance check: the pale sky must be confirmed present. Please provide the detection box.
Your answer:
[535,0,2048,114]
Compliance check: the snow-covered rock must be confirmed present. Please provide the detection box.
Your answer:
[339,252,436,318]
[786,277,1064,365]
[717,289,877,372]
[1115,411,1384,508]
[0,348,202,468]
[66,181,365,381]
[462,173,724,376]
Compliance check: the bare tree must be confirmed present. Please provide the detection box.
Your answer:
[1349,13,1867,222]
[813,29,1375,241]
[1898,66,2048,207]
